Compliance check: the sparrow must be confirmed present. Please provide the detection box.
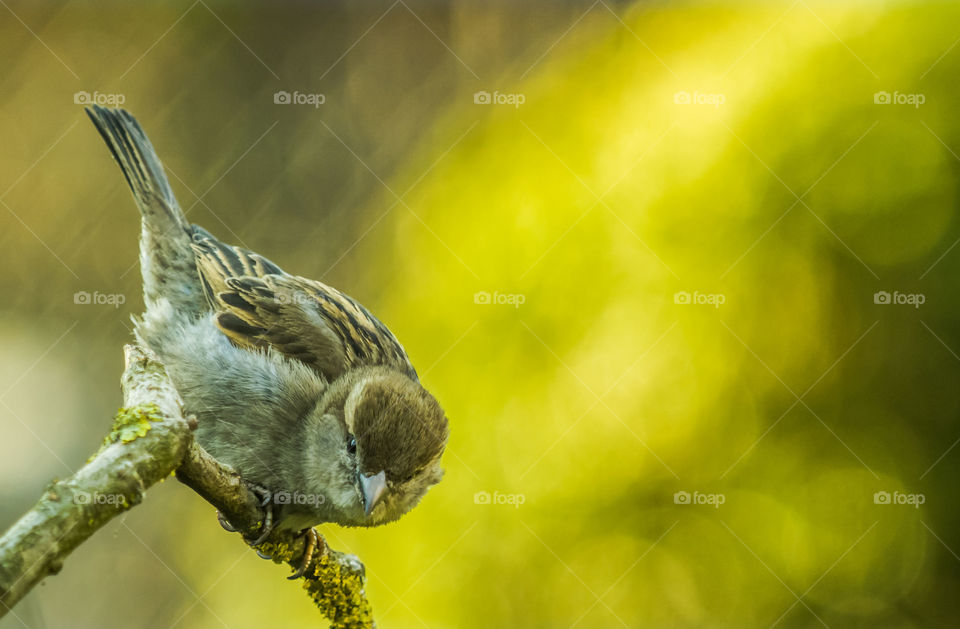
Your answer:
[86,106,448,576]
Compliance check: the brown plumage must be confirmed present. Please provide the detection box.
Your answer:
[191,226,418,382]
[350,371,447,480]
[85,106,449,556]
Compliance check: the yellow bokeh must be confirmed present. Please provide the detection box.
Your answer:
[2,1,960,627]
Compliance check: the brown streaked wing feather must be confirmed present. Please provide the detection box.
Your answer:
[190,228,417,381]
[289,275,417,379]
[190,226,284,308]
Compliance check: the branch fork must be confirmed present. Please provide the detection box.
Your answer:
[0,345,373,628]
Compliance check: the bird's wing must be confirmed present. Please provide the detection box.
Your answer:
[191,228,418,382]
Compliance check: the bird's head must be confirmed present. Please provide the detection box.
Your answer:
[301,366,448,526]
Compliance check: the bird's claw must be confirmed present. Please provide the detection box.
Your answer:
[288,528,323,580]
[213,483,281,555]
[250,484,272,507]
[216,511,237,533]
[244,483,276,546]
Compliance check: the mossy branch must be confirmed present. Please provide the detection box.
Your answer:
[176,443,374,628]
[0,345,373,628]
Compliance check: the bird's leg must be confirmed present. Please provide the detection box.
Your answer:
[215,483,274,543]
[288,528,324,580]
[247,483,276,546]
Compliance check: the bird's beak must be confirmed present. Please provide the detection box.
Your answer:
[360,470,387,516]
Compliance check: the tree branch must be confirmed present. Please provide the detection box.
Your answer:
[176,442,373,628]
[0,345,373,628]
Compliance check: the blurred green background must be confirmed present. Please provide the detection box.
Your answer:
[2,0,960,627]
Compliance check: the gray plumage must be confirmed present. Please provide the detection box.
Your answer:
[86,106,448,530]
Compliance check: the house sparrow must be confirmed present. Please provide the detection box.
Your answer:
[86,106,448,576]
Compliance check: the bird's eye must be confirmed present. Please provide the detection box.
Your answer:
[347,435,357,456]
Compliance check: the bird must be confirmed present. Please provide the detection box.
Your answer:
[85,106,449,577]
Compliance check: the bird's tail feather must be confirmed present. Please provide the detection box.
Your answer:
[85,106,185,227]
[86,105,204,317]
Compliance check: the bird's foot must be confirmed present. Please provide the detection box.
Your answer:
[246,483,276,546]
[288,528,324,580]
[212,483,278,553]
[216,511,237,533]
